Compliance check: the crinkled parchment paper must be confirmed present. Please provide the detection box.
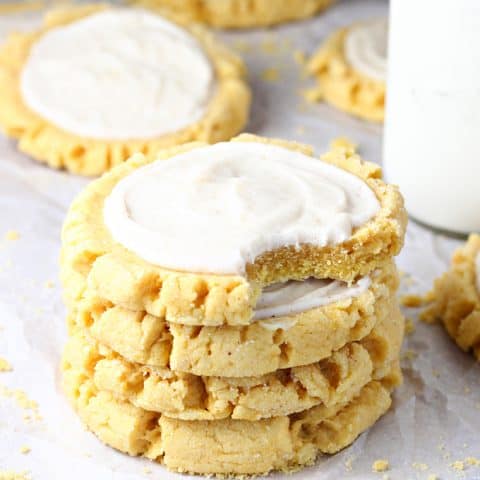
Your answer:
[0,1,479,479]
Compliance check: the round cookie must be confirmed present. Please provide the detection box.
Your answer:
[63,367,400,475]
[61,134,407,326]
[307,19,386,122]
[423,234,480,360]
[70,260,398,377]
[131,0,335,28]
[0,5,250,175]
[63,305,404,421]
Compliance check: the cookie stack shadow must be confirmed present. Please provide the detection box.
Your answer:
[60,139,407,476]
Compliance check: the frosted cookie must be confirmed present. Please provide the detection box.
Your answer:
[61,134,407,326]
[131,0,335,28]
[307,18,387,122]
[0,5,250,175]
[423,234,480,360]
[63,304,404,421]
[70,261,398,377]
[63,365,400,475]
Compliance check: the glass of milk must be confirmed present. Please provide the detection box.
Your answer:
[383,0,480,235]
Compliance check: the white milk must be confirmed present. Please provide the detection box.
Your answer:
[383,0,480,234]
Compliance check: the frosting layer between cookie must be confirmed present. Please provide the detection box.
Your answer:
[254,276,370,320]
[20,9,215,139]
[344,18,387,81]
[104,141,380,274]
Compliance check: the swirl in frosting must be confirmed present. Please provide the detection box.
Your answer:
[20,9,215,139]
[104,141,380,274]
[344,18,388,82]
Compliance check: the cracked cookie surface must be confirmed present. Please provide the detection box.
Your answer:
[63,363,400,475]
[69,260,398,377]
[423,234,480,360]
[61,134,406,326]
[63,304,404,421]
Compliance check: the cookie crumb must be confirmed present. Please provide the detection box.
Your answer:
[4,230,20,241]
[19,446,30,454]
[427,475,438,480]
[0,357,12,372]
[404,318,416,335]
[142,467,152,475]
[344,457,353,472]
[293,49,306,65]
[0,385,39,417]
[451,460,464,471]
[465,457,480,466]
[0,470,31,480]
[402,349,418,361]
[44,280,54,289]
[301,86,323,103]
[372,459,389,472]
[260,67,280,82]
[330,137,357,154]
[400,294,425,308]
[412,462,428,471]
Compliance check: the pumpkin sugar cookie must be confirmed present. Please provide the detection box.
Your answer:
[63,362,400,475]
[0,5,250,175]
[307,18,387,122]
[132,0,335,29]
[69,260,398,377]
[423,234,480,360]
[63,305,404,421]
[60,134,407,327]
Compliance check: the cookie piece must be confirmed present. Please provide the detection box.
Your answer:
[63,304,403,421]
[0,5,250,175]
[307,20,386,122]
[132,0,335,28]
[423,234,480,360]
[63,366,399,475]
[61,134,406,326]
[70,260,397,377]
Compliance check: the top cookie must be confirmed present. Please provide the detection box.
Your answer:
[132,0,335,28]
[61,134,406,326]
[0,5,250,175]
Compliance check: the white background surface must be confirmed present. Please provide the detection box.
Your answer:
[0,1,479,479]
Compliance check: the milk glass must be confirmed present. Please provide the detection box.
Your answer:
[384,0,480,234]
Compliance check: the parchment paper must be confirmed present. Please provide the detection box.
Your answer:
[0,1,479,479]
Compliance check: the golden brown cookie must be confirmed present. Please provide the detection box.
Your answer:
[423,234,480,360]
[63,304,403,421]
[70,260,398,377]
[60,134,407,326]
[0,5,250,175]
[307,26,385,122]
[63,366,400,475]
[132,0,335,28]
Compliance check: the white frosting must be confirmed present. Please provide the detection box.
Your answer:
[255,276,370,322]
[476,253,480,293]
[20,9,214,140]
[104,141,380,275]
[344,18,388,82]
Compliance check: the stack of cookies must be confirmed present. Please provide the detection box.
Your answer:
[60,134,407,475]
